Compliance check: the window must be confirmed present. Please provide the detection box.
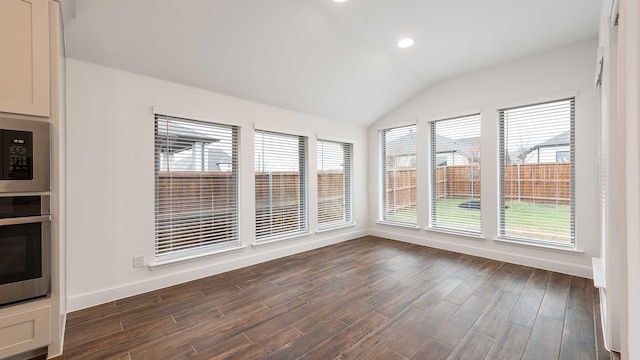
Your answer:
[429,114,481,234]
[556,151,570,163]
[255,130,308,241]
[154,115,240,258]
[379,125,417,225]
[498,98,575,245]
[317,139,353,230]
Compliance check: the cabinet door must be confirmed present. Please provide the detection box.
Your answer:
[0,306,51,358]
[0,0,50,117]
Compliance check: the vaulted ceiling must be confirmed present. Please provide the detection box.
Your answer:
[61,0,601,126]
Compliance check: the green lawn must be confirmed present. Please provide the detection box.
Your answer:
[386,198,571,243]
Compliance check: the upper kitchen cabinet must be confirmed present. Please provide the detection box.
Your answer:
[0,0,50,117]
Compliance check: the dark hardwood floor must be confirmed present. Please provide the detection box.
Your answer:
[55,236,609,360]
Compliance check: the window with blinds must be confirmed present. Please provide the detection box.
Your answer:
[498,98,575,245]
[379,124,417,225]
[255,130,308,241]
[429,114,481,234]
[317,139,353,230]
[154,115,240,258]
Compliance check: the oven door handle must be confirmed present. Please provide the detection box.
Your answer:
[0,215,51,226]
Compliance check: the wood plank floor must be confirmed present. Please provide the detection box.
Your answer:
[55,236,609,360]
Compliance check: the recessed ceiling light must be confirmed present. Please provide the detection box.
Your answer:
[397,38,414,48]
[333,0,347,2]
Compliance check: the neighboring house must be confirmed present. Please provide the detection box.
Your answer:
[172,147,232,171]
[385,130,480,168]
[435,135,480,166]
[518,131,570,163]
[157,122,231,171]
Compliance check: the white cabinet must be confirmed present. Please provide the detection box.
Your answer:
[0,305,51,358]
[0,0,50,117]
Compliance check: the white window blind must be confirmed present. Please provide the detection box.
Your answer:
[154,115,240,258]
[379,125,417,225]
[429,114,481,234]
[598,84,607,260]
[317,139,353,230]
[255,130,308,241]
[498,98,575,245]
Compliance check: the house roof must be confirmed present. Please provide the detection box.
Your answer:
[531,131,570,149]
[157,123,221,154]
[386,131,479,159]
[171,148,231,171]
[508,130,570,162]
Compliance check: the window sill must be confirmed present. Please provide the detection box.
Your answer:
[316,223,356,234]
[149,245,247,270]
[425,227,485,241]
[493,237,583,255]
[375,221,419,230]
[252,232,312,247]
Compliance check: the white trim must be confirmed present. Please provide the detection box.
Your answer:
[67,230,367,312]
[252,232,312,247]
[254,122,312,138]
[493,237,582,255]
[496,90,578,110]
[152,106,241,127]
[425,227,485,241]
[316,133,354,144]
[375,119,417,132]
[375,221,420,230]
[149,245,247,270]
[370,228,592,278]
[424,108,482,123]
[316,223,356,234]
[592,257,606,289]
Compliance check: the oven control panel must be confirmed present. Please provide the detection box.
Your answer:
[1,130,33,180]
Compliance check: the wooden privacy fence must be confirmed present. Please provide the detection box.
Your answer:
[435,165,481,200]
[157,171,347,226]
[385,163,570,211]
[503,163,570,203]
[384,169,417,212]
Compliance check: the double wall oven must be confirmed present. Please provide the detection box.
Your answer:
[0,117,50,307]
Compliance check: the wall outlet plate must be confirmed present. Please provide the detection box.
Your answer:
[133,256,144,268]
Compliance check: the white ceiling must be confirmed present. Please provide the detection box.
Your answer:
[62,0,601,126]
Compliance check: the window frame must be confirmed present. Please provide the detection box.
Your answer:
[427,113,482,236]
[154,114,241,261]
[378,124,418,227]
[254,129,309,242]
[316,138,354,231]
[497,97,576,247]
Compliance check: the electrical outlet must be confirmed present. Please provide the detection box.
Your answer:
[133,256,144,268]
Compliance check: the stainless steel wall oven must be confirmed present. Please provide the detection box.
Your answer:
[0,196,51,306]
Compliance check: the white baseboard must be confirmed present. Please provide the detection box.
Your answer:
[67,226,593,312]
[67,230,368,312]
[368,228,593,278]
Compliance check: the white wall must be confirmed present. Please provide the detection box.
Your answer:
[620,0,640,357]
[65,59,368,311]
[368,38,599,277]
